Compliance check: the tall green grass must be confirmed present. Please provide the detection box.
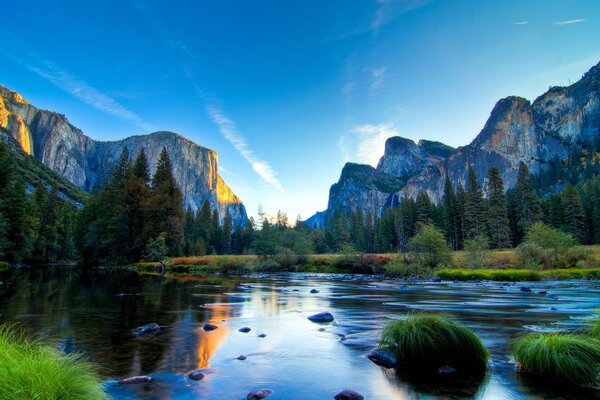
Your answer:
[435,268,600,281]
[0,326,108,399]
[513,332,600,386]
[591,319,600,340]
[380,314,488,373]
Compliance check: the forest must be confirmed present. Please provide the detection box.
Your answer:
[1,139,600,266]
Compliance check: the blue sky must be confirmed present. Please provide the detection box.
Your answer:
[1,0,599,221]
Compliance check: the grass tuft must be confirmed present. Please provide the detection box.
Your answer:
[0,325,108,399]
[513,332,600,386]
[380,314,488,374]
[591,320,600,340]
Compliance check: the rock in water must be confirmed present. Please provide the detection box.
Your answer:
[308,312,334,323]
[310,289,320,293]
[520,286,532,293]
[133,323,160,335]
[247,389,273,399]
[258,333,267,338]
[367,348,397,368]
[118,376,152,385]
[236,355,247,360]
[239,327,251,333]
[203,323,218,331]
[188,370,205,381]
[334,389,364,400]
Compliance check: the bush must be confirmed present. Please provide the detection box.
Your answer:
[380,314,488,374]
[409,225,452,268]
[0,326,108,399]
[144,233,168,261]
[275,248,298,269]
[513,332,600,386]
[351,254,388,274]
[463,235,490,269]
[517,223,582,269]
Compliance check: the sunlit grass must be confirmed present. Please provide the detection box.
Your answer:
[435,268,600,281]
[513,332,600,386]
[0,325,108,400]
[380,314,488,373]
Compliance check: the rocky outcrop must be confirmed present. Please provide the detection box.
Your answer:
[0,85,247,226]
[309,60,600,221]
[305,138,453,226]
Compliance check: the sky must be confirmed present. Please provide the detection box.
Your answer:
[1,0,599,221]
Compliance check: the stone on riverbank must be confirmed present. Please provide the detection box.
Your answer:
[247,389,273,399]
[308,312,334,323]
[203,323,218,331]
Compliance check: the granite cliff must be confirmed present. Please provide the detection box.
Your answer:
[0,85,247,225]
[309,60,600,225]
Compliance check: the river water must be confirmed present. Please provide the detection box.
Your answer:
[0,267,599,399]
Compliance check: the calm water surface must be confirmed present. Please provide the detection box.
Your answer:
[0,267,599,400]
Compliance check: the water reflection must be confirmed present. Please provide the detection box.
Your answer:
[0,267,599,399]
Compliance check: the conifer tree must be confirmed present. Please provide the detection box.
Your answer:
[487,167,511,248]
[464,166,488,240]
[514,162,542,242]
[561,183,586,243]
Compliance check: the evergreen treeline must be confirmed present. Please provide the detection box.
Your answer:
[2,138,600,264]
[0,142,78,263]
[315,162,600,254]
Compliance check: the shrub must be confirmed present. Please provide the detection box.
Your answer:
[0,261,10,271]
[463,235,490,269]
[380,314,488,374]
[275,248,298,269]
[409,225,452,268]
[0,325,108,399]
[517,223,583,269]
[144,233,168,261]
[351,254,387,274]
[515,242,550,269]
[513,332,600,386]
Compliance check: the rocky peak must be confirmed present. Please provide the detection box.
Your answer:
[376,136,450,178]
[0,85,247,226]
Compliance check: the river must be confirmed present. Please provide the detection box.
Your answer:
[0,266,599,399]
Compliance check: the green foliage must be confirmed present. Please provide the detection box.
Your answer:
[144,233,168,262]
[275,248,298,269]
[436,268,540,281]
[384,261,433,278]
[464,166,488,240]
[592,320,600,340]
[513,332,600,386]
[0,325,108,400]
[487,167,511,248]
[380,314,488,373]
[0,261,10,271]
[516,222,586,269]
[464,235,490,269]
[409,224,452,267]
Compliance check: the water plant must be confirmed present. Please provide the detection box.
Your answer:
[379,314,488,373]
[0,325,108,399]
[513,332,600,386]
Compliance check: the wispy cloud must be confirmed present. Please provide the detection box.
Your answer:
[553,19,585,26]
[130,0,195,58]
[372,0,392,32]
[0,36,155,132]
[367,67,387,96]
[512,21,529,25]
[372,0,433,33]
[206,103,283,191]
[338,123,399,166]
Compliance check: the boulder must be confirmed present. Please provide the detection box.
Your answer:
[258,333,267,338]
[239,327,252,333]
[308,312,334,323]
[133,323,160,335]
[237,355,247,360]
[247,389,273,399]
[334,389,364,400]
[310,289,320,294]
[188,370,205,381]
[118,376,152,385]
[367,348,397,368]
[203,323,218,331]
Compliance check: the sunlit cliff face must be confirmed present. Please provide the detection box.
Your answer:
[216,175,242,205]
[0,95,33,155]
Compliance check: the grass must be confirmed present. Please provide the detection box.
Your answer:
[592,320,600,339]
[435,268,600,281]
[0,325,108,399]
[513,332,600,387]
[379,314,488,374]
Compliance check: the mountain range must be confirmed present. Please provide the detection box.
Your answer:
[0,85,247,226]
[306,60,600,228]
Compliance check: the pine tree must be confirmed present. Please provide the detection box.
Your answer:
[561,183,586,243]
[415,192,433,225]
[514,162,542,242]
[455,183,467,249]
[486,167,511,248]
[132,148,151,184]
[464,166,488,240]
[441,177,459,250]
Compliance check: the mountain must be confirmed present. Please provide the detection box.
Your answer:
[309,60,600,225]
[0,85,247,226]
[0,126,87,205]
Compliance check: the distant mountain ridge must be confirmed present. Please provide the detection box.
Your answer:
[0,85,247,226]
[308,60,600,227]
